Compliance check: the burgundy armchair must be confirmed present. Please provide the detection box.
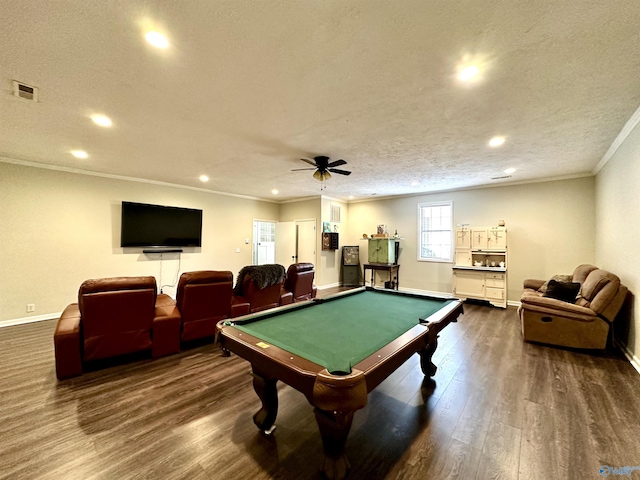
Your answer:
[232,264,293,314]
[54,276,180,379]
[176,271,234,341]
[283,263,317,302]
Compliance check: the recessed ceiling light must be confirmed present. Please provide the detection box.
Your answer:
[91,114,112,127]
[488,136,505,147]
[199,175,209,182]
[348,195,354,200]
[504,167,516,175]
[411,181,419,187]
[145,31,169,49]
[457,65,480,82]
[271,189,279,195]
[70,150,88,159]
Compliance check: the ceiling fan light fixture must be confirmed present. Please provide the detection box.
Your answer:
[313,170,322,181]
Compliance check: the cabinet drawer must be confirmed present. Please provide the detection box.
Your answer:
[485,287,504,300]
[485,278,504,288]
[486,273,504,281]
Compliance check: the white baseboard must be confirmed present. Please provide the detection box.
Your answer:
[0,312,61,329]
[614,337,640,375]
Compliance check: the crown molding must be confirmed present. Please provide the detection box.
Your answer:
[0,156,280,204]
[593,103,640,174]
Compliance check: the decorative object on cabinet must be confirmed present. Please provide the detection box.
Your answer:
[452,226,507,308]
[322,232,339,250]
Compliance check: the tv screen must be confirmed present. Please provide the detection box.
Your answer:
[120,201,203,248]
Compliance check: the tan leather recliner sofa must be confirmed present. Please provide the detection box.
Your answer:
[518,264,628,349]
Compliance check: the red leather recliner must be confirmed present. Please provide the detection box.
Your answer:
[283,263,317,302]
[232,264,293,314]
[176,271,234,341]
[54,276,181,379]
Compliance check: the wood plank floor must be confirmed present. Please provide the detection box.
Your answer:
[2,297,640,480]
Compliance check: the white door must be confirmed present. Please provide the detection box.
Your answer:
[253,220,276,265]
[275,221,297,267]
[296,220,316,265]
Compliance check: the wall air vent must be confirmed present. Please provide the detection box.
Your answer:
[12,81,39,102]
[491,175,512,180]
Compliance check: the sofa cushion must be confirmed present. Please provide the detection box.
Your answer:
[576,270,621,313]
[539,274,573,293]
[542,279,580,303]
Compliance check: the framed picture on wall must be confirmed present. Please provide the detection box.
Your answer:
[323,222,332,233]
[377,224,386,235]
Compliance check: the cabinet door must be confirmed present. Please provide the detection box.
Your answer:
[454,250,472,266]
[377,240,389,263]
[455,228,471,249]
[453,271,484,297]
[368,239,378,263]
[488,227,507,250]
[471,229,488,250]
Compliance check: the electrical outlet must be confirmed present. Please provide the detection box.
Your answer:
[26,304,35,313]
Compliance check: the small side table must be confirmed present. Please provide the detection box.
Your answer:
[363,263,400,290]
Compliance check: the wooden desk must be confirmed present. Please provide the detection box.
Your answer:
[363,263,400,290]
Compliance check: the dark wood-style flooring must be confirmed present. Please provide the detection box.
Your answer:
[2,294,640,480]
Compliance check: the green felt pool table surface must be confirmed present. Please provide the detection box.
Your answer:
[231,289,455,374]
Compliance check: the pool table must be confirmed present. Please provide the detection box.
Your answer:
[216,287,463,479]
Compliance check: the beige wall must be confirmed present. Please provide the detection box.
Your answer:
[279,197,321,276]
[595,120,640,359]
[318,197,349,287]
[0,162,279,322]
[0,161,601,325]
[346,177,596,302]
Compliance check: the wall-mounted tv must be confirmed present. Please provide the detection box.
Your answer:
[120,201,203,248]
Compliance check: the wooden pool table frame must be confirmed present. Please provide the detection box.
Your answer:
[216,287,463,479]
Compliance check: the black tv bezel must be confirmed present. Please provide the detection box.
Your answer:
[120,201,203,248]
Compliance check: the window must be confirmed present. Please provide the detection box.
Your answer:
[417,201,453,262]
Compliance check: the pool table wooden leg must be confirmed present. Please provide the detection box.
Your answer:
[251,372,279,433]
[314,408,355,480]
[418,334,439,377]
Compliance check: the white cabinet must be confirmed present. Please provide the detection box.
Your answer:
[471,227,506,250]
[455,226,471,249]
[452,226,508,308]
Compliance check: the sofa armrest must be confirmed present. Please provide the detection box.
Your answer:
[523,279,545,290]
[54,303,83,379]
[231,296,250,318]
[152,294,181,357]
[520,295,598,322]
[280,289,293,306]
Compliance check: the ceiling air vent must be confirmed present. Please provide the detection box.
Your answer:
[12,81,39,102]
[491,175,512,180]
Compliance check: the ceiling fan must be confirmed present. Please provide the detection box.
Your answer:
[291,156,351,189]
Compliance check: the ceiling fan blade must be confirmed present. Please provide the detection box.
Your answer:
[300,158,317,166]
[291,168,317,171]
[327,159,347,168]
[328,168,351,176]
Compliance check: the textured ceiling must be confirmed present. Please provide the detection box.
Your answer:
[1,1,640,202]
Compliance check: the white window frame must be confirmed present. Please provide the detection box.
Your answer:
[417,201,453,263]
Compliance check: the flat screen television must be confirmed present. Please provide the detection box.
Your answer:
[120,201,203,248]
